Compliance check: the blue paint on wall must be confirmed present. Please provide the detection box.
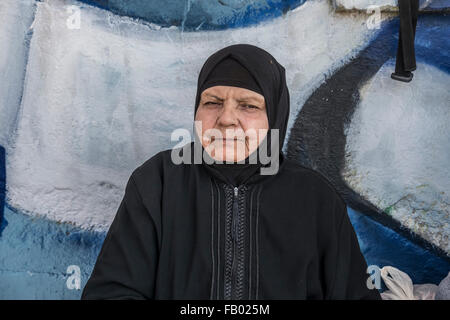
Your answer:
[76,0,307,31]
[0,204,106,299]
[1,1,448,300]
[348,207,450,287]
[1,200,448,298]
[401,13,450,74]
[0,146,6,237]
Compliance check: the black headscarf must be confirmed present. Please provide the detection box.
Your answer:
[193,44,290,186]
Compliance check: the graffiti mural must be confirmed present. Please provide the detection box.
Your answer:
[0,0,449,299]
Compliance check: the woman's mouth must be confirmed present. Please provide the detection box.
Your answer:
[214,138,244,142]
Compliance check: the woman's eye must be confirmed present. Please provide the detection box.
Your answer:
[205,102,219,105]
[244,104,258,109]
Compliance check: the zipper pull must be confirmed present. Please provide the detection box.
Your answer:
[231,186,239,242]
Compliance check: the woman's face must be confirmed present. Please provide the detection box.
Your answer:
[195,85,269,162]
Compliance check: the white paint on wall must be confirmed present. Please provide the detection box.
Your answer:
[335,0,397,10]
[0,0,36,147]
[334,0,450,11]
[5,0,378,230]
[343,60,450,254]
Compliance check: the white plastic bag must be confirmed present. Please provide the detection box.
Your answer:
[435,271,450,300]
[380,266,438,300]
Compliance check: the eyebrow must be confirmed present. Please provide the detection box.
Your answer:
[203,93,264,104]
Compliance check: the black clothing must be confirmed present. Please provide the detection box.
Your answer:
[80,142,381,300]
[209,159,262,187]
[391,70,413,82]
[197,54,266,187]
[394,0,419,75]
[194,44,290,161]
[203,139,269,187]
[81,44,382,300]
[199,56,264,97]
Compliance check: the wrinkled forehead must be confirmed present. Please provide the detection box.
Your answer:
[200,86,265,103]
[195,45,282,126]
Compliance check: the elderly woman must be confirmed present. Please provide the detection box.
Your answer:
[81,44,381,300]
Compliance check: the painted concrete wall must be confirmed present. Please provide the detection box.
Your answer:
[77,0,308,30]
[0,0,449,299]
[334,0,450,11]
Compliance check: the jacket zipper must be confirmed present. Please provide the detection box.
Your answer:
[230,186,239,299]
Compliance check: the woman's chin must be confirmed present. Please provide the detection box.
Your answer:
[204,141,245,162]
[210,149,247,163]
[210,154,241,163]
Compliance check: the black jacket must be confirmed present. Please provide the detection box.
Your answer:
[81,44,381,300]
[81,141,382,300]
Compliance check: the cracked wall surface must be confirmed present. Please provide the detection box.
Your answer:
[4,0,375,231]
[77,0,308,30]
[333,0,450,12]
[0,205,104,299]
[1,0,449,299]
[344,61,450,254]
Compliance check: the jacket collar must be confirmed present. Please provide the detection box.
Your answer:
[182,141,286,187]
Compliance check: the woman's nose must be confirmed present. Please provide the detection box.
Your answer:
[217,101,239,127]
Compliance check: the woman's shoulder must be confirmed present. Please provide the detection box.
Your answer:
[130,143,191,180]
[128,148,168,184]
